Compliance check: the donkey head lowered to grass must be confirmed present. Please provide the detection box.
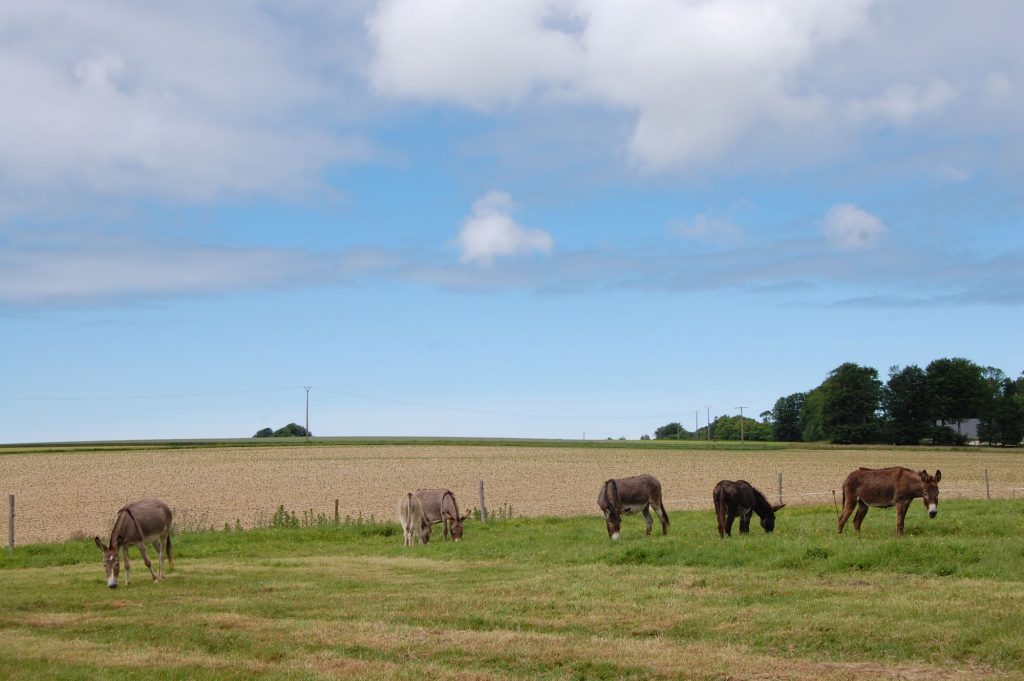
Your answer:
[94,498,173,588]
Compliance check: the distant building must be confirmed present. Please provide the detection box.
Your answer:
[937,418,980,444]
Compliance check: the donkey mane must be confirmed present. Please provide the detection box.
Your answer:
[749,486,774,519]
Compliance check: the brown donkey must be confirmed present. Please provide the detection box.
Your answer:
[597,474,669,540]
[712,480,784,538]
[94,498,173,588]
[838,467,941,536]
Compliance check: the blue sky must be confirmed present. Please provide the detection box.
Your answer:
[1,0,1021,443]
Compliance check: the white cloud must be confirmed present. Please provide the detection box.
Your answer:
[0,2,371,203]
[845,80,956,126]
[366,0,875,169]
[821,204,886,251]
[455,191,554,265]
[0,243,322,305]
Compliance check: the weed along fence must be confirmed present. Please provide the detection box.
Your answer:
[3,444,1024,547]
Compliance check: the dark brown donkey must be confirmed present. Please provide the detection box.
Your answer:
[597,474,669,540]
[94,498,173,588]
[712,480,785,538]
[413,489,470,542]
[838,467,942,536]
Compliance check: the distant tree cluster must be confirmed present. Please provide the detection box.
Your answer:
[253,423,311,438]
[768,358,1023,446]
[653,416,771,442]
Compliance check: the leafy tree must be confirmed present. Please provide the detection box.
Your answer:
[799,388,826,442]
[882,365,930,444]
[978,371,1024,446]
[706,415,771,441]
[253,427,274,438]
[654,422,691,439]
[273,423,311,437]
[771,392,806,442]
[814,362,883,444]
[926,357,985,433]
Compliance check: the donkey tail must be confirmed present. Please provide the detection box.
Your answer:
[166,533,173,569]
[660,499,670,525]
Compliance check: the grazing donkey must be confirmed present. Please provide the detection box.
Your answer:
[712,480,785,538]
[597,474,669,540]
[94,498,173,588]
[838,467,942,536]
[413,489,470,542]
[397,492,428,546]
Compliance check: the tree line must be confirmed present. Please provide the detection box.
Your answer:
[769,358,1023,445]
[653,358,1022,446]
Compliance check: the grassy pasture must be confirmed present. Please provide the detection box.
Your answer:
[2,499,1023,680]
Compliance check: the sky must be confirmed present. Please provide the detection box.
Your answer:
[1,0,1022,443]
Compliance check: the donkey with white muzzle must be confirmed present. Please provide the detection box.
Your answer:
[94,498,173,588]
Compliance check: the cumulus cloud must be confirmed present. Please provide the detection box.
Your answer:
[821,204,886,250]
[455,191,554,265]
[0,2,370,204]
[366,0,875,169]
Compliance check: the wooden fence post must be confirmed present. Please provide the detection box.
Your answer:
[777,472,783,506]
[7,495,13,557]
[984,470,990,500]
[479,480,487,524]
[334,499,340,524]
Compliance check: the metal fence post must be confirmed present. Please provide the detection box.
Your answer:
[777,472,783,506]
[7,495,13,557]
[985,470,990,500]
[479,480,487,523]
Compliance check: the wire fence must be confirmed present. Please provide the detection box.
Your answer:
[5,474,1024,550]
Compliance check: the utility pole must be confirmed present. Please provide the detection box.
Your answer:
[736,406,747,444]
[706,406,711,445]
[694,410,699,441]
[304,386,312,439]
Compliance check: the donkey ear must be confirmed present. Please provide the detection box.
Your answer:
[771,503,786,512]
[461,512,472,521]
[115,534,124,549]
[94,536,105,551]
[919,470,928,481]
[934,470,941,482]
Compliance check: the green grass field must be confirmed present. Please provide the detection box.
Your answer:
[2,500,1023,680]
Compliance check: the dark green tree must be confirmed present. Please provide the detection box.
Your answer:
[253,427,274,438]
[818,362,883,444]
[273,423,310,437]
[882,365,930,444]
[654,422,689,439]
[799,388,826,442]
[771,392,806,442]
[926,357,985,435]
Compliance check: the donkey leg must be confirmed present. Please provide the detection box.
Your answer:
[895,500,911,536]
[135,542,157,581]
[739,512,752,534]
[837,497,856,534]
[852,501,869,532]
[725,511,736,537]
[657,502,669,535]
[153,539,164,580]
[642,505,654,535]
[122,546,132,586]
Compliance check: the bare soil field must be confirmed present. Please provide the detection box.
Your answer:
[2,444,1022,544]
